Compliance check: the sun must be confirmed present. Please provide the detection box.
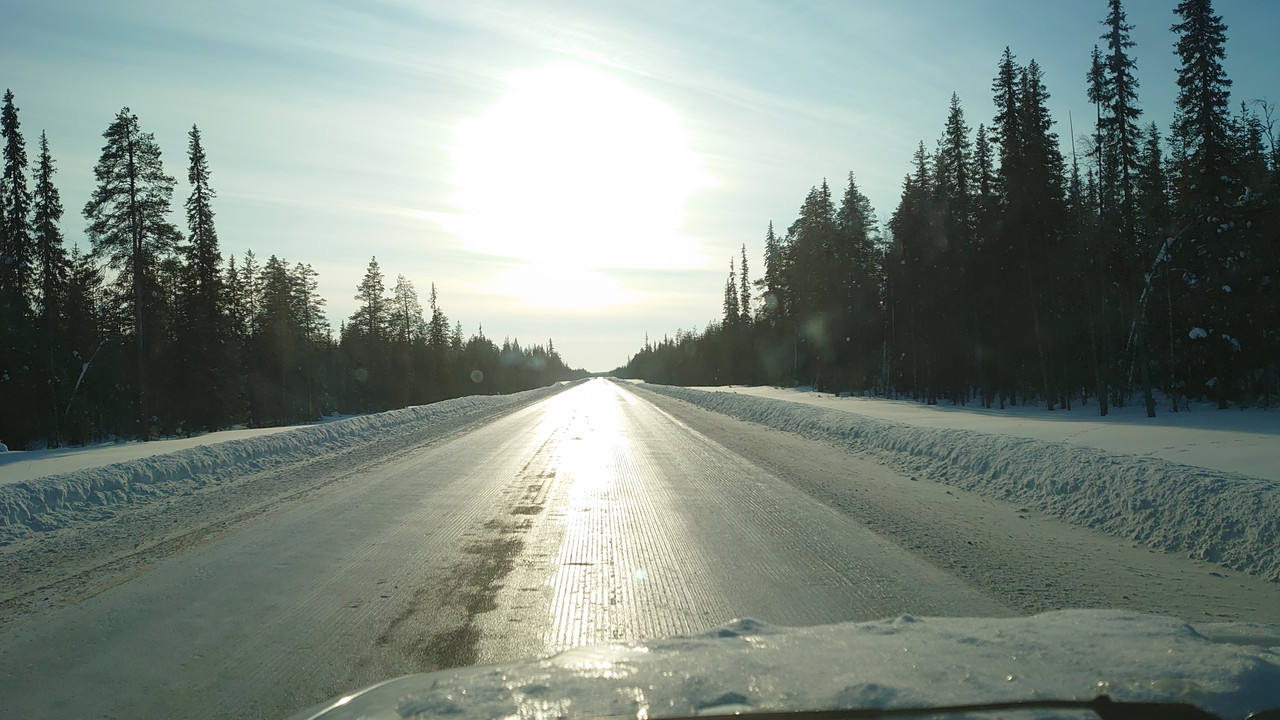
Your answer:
[436,60,716,308]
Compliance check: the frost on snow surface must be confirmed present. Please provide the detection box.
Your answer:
[290,611,1280,720]
[640,384,1280,582]
[0,385,563,543]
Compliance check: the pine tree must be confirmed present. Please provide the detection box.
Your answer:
[293,262,327,343]
[738,244,751,325]
[83,107,182,433]
[352,256,388,340]
[390,274,426,345]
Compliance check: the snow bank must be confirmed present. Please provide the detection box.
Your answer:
[0,386,564,543]
[0,425,304,487]
[690,385,1280,481]
[290,611,1280,720]
[640,384,1280,582]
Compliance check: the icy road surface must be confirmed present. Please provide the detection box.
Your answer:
[3,378,1279,719]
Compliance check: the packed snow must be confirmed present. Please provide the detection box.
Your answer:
[290,611,1280,720]
[0,424,302,486]
[0,386,563,543]
[640,384,1280,582]
[688,385,1280,481]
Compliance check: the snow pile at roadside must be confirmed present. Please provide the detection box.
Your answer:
[290,611,1280,720]
[640,384,1280,582]
[0,385,565,542]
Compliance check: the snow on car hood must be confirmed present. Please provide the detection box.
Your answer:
[288,610,1280,720]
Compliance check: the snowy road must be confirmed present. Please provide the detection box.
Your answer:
[3,378,1279,719]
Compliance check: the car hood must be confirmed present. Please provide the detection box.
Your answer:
[288,610,1280,720]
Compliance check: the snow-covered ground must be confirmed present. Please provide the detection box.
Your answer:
[691,385,1280,481]
[0,424,304,487]
[639,383,1280,582]
[293,611,1280,720]
[0,387,565,543]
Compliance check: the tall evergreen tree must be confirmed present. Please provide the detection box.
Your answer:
[82,107,182,433]
[1101,0,1142,228]
[183,125,221,312]
[175,124,232,430]
[722,257,739,326]
[834,171,882,391]
[390,273,426,346]
[991,47,1023,197]
[0,89,35,446]
[1,89,32,312]
[1170,0,1236,404]
[427,282,449,351]
[352,256,388,340]
[738,244,751,325]
[30,131,72,442]
[32,132,68,321]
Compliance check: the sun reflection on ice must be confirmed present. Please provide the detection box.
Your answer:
[543,380,648,651]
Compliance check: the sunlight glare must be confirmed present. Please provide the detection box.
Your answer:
[487,263,643,310]
[442,61,716,290]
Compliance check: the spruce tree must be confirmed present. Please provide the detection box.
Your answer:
[1171,0,1235,404]
[738,244,751,325]
[175,124,231,430]
[83,107,182,433]
[427,282,449,351]
[31,131,72,442]
[32,132,68,322]
[834,172,881,391]
[184,125,221,313]
[722,257,739,326]
[1,90,32,312]
[1100,0,1142,236]
[0,89,35,446]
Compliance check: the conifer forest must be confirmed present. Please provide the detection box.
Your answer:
[3,1,1277,450]
[622,1,1278,416]
[0,105,580,449]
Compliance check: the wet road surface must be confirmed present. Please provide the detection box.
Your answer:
[5,378,1276,719]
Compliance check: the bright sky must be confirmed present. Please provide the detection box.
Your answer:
[4,0,1278,371]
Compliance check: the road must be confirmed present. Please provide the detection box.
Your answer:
[3,378,1278,719]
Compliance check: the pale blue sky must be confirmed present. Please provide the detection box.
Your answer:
[4,0,1277,371]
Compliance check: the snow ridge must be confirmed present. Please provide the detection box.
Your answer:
[0,386,566,543]
[640,384,1280,581]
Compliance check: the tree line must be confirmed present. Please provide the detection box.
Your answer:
[0,100,582,449]
[621,0,1278,415]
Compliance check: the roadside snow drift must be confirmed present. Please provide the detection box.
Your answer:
[639,384,1280,582]
[289,611,1280,720]
[0,386,564,543]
